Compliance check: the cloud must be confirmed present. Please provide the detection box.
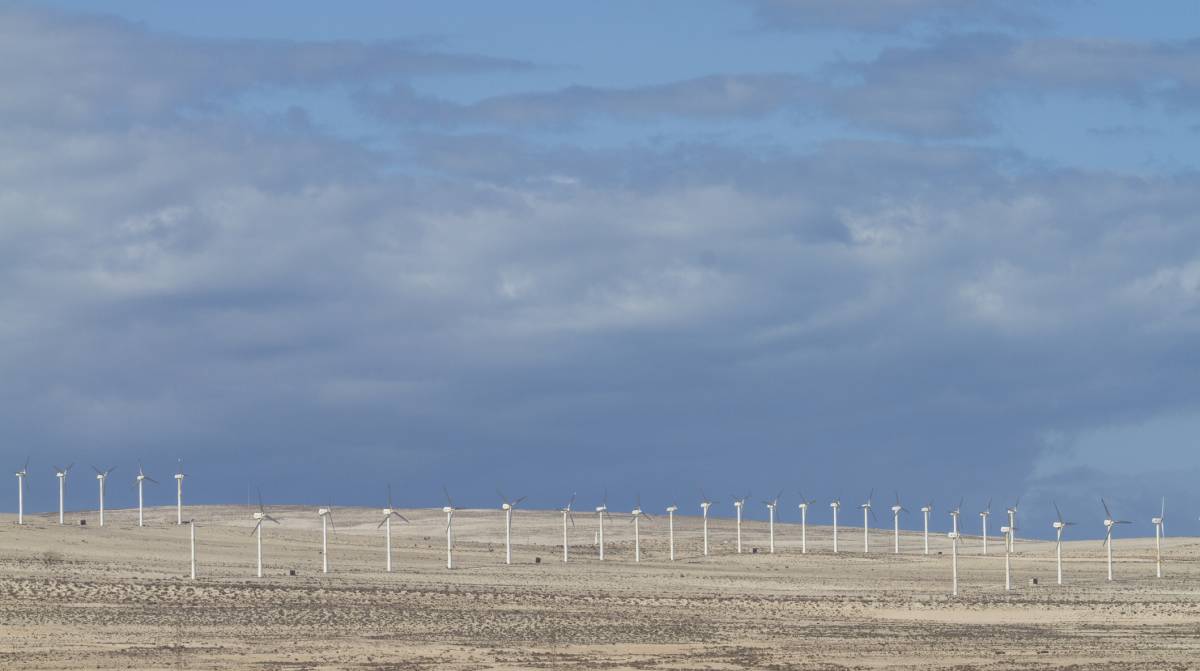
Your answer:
[741,0,1045,33]
[0,5,528,127]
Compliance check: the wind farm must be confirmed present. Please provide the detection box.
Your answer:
[1,490,1198,671]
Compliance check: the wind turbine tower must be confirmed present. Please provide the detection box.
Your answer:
[630,496,652,562]
[1005,498,1019,552]
[174,460,186,525]
[379,485,409,573]
[14,458,28,525]
[733,494,749,554]
[765,491,782,554]
[1151,498,1165,579]
[666,502,678,561]
[890,492,907,554]
[559,494,576,563]
[54,463,73,525]
[950,499,962,538]
[443,487,458,569]
[1001,524,1014,591]
[251,492,280,578]
[93,465,115,527]
[797,493,815,554]
[979,499,992,555]
[920,501,932,555]
[1052,501,1074,585]
[498,490,527,565]
[318,504,335,573]
[948,529,961,596]
[700,491,714,556]
[830,498,841,553]
[861,490,875,554]
[135,463,158,527]
[595,493,609,561]
[1101,498,1130,581]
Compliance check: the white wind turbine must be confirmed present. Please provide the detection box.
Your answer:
[948,528,961,596]
[1151,498,1165,579]
[318,502,335,574]
[559,494,577,563]
[378,485,409,572]
[1101,498,1131,582]
[174,459,186,525]
[860,490,876,554]
[14,457,29,525]
[666,501,679,561]
[920,500,933,555]
[54,463,73,525]
[1051,501,1074,585]
[890,492,908,554]
[765,491,782,554]
[1005,498,1019,552]
[630,495,653,562]
[443,487,458,570]
[700,491,714,557]
[732,493,750,554]
[797,492,815,554]
[188,518,197,580]
[1001,523,1016,591]
[498,489,527,565]
[979,499,992,555]
[830,497,841,553]
[250,491,280,578]
[92,465,115,527]
[135,463,158,527]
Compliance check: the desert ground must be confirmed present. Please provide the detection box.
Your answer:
[1,504,1198,670]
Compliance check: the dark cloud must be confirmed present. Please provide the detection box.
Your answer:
[1,5,1198,537]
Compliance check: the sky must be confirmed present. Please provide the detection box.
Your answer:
[2,1,1198,538]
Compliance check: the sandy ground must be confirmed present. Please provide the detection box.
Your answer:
[1,504,1198,670]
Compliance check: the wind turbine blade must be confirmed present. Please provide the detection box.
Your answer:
[266,515,280,524]
[91,464,102,475]
[388,484,394,510]
[567,492,576,509]
[985,498,992,513]
[513,495,527,506]
[395,512,409,523]
[66,462,74,472]
[1101,498,1112,519]
[146,476,159,485]
[250,520,262,536]
[1054,501,1064,524]
[1161,497,1165,520]
[497,488,508,504]
[569,512,576,528]
[643,513,655,522]
[377,517,388,529]
[258,489,265,512]
[443,485,454,508]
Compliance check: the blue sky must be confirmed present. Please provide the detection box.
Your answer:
[2,1,1199,538]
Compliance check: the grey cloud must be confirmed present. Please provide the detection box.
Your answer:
[0,5,528,127]
[741,0,1045,33]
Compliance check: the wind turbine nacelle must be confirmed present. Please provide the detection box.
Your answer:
[666,506,678,513]
[830,502,839,508]
[382,508,393,516]
[1104,519,1114,527]
[501,503,512,510]
[96,474,105,480]
[1000,526,1011,533]
[920,506,931,513]
[1052,521,1065,529]
[1152,517,1163,524]
[632,509,643,516]
[175,473,185,480]
[595,506,606,513]
[253,512,265,520]
[891,506,902,513]
[318,508,331,516]
[443,506,454,513]
[947,532,960,539]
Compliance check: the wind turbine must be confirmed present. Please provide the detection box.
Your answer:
[595,491,611,561]
[830,498,841,553]
[630,495,652,562]
[1052,501,1074,585]
[979,499,992,555]
[498,489,527,565]
[1001,523,1015,591]
[251,491,280,578]
[1101,498,1131,582]
[189,519,197,580]
[318,503,335,573]
[797,492,815,554]
[1152,498,1165,579]
[700,490,714,557]
[443,487,457,570]
[54,463,73,525]
[1005,498,1019,552]
[378,485,408,573]
[890,492,907,554]
[860,489,876,554]
[174,459,186,525]
[732,493,749,554]
[14,457,28,525]
[765,491,782,554]
[920,500,932,555]
[92,465,115,527]
[949,499,962,552]
[135,463,158,527]
[948,529,961,596]
[666,501,678,561]
[559,493,576,563]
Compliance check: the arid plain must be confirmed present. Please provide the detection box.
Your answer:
[1,505,1198,670]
